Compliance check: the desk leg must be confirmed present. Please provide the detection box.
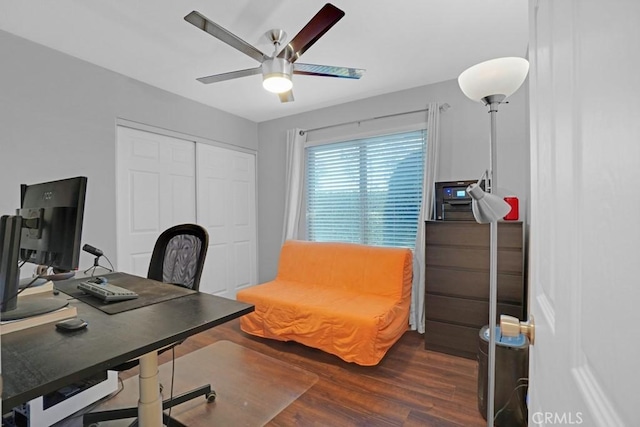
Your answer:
[138,351,163,426]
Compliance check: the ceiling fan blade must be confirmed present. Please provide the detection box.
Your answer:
[185,11,267,63]
[197,67,262,84]
[277,3,345,63]
[294,63,364,79]
[279,90,295,103]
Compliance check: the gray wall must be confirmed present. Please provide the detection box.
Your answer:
[257,78,529,281]
[0,30,258,272]
[0,30,529,285]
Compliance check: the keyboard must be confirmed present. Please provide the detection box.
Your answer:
[77,280,139,302]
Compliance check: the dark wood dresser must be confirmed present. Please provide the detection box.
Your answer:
[424,220,525,359]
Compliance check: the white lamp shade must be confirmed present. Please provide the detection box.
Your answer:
[466,183,511,223]
[458,57,529,102]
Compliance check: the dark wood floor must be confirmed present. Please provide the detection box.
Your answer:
[126,318,486,426]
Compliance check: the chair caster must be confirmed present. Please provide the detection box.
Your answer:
[206,391,217,403]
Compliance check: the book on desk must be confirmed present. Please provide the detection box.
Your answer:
[1,283,77,335]
[18,280,54,296]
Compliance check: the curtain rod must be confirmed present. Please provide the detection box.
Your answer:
[299,103,450,135]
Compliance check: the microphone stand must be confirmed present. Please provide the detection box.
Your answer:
[84,254,113,276]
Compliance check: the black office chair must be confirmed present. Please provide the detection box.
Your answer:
[147,223,208,291]
[83,224,213,427]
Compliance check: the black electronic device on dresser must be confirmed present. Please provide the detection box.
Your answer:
[434,180,487,221]
[423,220,526,359]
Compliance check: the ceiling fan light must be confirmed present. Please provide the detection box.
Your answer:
[458,57,529,103]
[263,74,293,93]
[262,58,293,94]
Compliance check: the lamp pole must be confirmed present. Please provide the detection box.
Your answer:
[483,94,505,194]
[482,93,505,427]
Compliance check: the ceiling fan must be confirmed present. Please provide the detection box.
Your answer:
[184,3,364,103]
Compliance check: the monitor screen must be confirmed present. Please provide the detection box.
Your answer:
[19,176,88,271]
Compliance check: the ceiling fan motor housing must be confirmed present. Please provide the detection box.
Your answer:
[262,58,293,93]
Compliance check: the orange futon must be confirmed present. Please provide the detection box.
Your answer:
[236,240,413,366]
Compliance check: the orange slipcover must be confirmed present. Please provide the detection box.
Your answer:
[236,240,413,366]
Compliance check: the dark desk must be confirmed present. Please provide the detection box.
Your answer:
[1,284,253,421]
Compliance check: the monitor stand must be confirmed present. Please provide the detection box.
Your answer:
[1,296,69,321]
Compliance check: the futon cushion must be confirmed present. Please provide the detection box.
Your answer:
[237,241,413,365]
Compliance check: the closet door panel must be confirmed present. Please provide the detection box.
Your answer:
[116,126,196,277]
[196,143,257,299]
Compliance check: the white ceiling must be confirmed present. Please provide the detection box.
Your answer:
[0,1,529,123]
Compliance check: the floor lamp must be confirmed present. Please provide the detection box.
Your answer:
[458,57,529,426]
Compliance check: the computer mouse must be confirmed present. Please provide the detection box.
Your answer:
[56,318,88,331]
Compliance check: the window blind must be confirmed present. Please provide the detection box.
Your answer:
[306,129,426,249]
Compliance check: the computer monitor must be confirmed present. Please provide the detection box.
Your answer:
[0,176,87,321]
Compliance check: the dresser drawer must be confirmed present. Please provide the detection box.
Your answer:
[425,246,523,274]
[425,294,523,327]
[425,221,523,249]
[426,267,524,304]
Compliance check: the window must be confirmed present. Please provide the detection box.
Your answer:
[306,129,426,249]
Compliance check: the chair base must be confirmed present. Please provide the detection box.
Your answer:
[82,383,215,427]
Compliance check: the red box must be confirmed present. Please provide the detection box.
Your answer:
[504,197,519,220]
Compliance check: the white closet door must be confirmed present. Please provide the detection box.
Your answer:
[116,126,196,276]
[196,143,257,298]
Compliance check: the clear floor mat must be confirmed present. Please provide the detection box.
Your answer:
[57,340,318,426]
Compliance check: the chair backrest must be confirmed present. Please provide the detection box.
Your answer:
[147,224,209,291]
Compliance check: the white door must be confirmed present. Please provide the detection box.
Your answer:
[116,126,196,276]
[196,143,257,298]
[528,1,639,425]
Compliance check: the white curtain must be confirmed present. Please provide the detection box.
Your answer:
[410,102,441,333]
[282,128,307,243]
